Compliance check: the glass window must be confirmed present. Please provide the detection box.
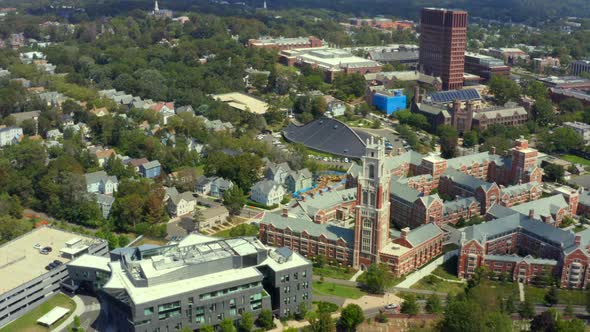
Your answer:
[144,307,154,316]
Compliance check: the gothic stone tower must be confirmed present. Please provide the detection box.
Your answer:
[353,137,392,269]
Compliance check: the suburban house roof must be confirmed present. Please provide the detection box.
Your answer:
[84,171,117,186]
[141,160,161,169]
[252,179,281,195]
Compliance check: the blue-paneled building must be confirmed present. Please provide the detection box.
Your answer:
[368,87,407,115]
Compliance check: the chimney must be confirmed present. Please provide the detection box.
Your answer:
[282,208,288,217]
[491,146,496,155]
[575,235,581,245]
[401,227,410,239]
[529,209,534,219]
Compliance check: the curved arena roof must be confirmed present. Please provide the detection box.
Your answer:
[283,118,370,158]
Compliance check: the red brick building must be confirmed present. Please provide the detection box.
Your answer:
[419,8,468,90]
[247,36,322,51]
[458,213,590,289]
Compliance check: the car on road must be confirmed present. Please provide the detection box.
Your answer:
[33,243,41,249]
[384,303,398,310]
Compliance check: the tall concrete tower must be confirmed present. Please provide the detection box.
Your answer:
[353,137,392,269]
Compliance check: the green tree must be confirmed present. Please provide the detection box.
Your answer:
[363,264,394,294]
[400,295,420,315]
[483,311,513,332]
[489,75,522,104]
[531,311,557,332]
[223,185,246,216]
[438,125,458,158]
[544,286,559,306]
[257,309,274,330]
[559,98,584,113]
[463,130,479,148]
[199,325,214,332]
[296,302,309,320]
[425,294,443,314]
[564,304,575,317]
[339,304,365,331]
[532,99,555,126]
[239,312,254,332]
[220,318,237,332]
[308,311,335,332]
[519,297,535,319]
[543,164,565,183]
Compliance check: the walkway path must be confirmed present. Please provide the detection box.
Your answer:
[350,269,364,282]
[53,295,85,332]
[518,282,525,302]
[430,274,465,284]
[312,276,448,297]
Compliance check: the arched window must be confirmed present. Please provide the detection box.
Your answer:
[369,164,375,179]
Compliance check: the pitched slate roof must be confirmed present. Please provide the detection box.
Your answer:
[578,191,590,206]
[446,151,504,169]
[170,191,196,205]
[283,117,371,158]
[289,169,312,182]
[501,181,540,197]
[260,212,355,245]
[473,106,527,120]
[298,188,357,217]
[390,179,420,203]
[94,193,115,205]
[508,194,569,222]
[443,197,478,214]
[463,213,575,248]
[403,223,443,247]
[441,169,491,191]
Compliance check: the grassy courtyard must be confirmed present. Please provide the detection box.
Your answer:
[525,286,588,305]
[312,281,367,299]
[411,275,466,295]
[313,265,357,280]
[0,293,76,332]
[431,256,461,281]
[561,154,590,166]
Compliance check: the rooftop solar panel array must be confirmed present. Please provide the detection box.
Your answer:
[428,89,482,103]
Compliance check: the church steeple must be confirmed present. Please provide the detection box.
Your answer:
[154,0,159,13]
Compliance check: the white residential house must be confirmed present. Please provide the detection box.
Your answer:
[167,191,197,217]
[84,171,119,195]
[46,129,63,140]
[0,126,23,147]
[250,180,285,206]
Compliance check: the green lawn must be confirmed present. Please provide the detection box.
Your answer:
[313,266,357,280]
[312,281,367,299]
[411,275,466,295]
[525,286,588,305]
[431,256,460,281]
[561,154,590,166]
[0,293,76,332]
[574,225,587,233]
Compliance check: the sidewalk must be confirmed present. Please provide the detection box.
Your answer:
[350,269,364,282]
[53,295,85,332]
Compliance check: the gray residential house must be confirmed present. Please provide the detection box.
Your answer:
[265,162,292,185]
[95,193,115,218]
[195,176,234,198]
[84,171,119,195]
[286,169,313,193]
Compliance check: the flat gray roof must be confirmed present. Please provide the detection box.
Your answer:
[0,227,101,294]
